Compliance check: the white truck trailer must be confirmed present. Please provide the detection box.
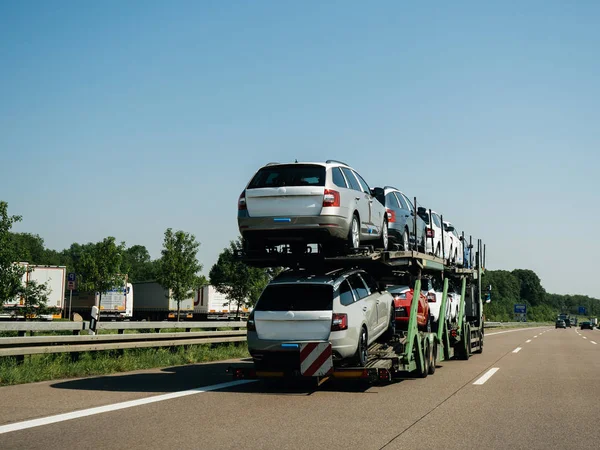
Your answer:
[1,264,66,320]
[69,281,133,320]
[132,281,194,321]
[193,285,251,320]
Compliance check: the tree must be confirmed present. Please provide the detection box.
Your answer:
[122,245,158,282]
[9,232,46,264]
[512,269,546,306]
[17,279,50,320]
[156,229,204,321]
[76,237,127,314]
[209,238,276,318]
[0,201,27,310]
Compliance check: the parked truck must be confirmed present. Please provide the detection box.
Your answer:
[193,285,250,320]
[132,281,194,321]
[0,264,66,320]
[70,280,133,320]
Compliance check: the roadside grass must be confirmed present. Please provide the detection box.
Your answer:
[0,343,249,386]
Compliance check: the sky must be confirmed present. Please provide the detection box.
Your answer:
[1,1,599,296]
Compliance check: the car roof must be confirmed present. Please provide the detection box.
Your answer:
[387,285,410,293]
[270,268,362,285]
[260,161,352,169]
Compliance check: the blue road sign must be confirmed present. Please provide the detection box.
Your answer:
[68,273,76,282]
[578,306,587,315]
[514,304,527,314]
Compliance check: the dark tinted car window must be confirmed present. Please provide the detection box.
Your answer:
[331,167,348,188]
[353,172,371,195]
[338,280,355,306]
[248,164,326,189]
[341,168,362,191]
[256,284,333,311]
[386,193,400,209]
[359,272,379,295]
[348,274,369,300]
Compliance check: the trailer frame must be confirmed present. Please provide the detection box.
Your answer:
[230,240,486,386]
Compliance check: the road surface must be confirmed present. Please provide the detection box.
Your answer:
[1,326,599,450]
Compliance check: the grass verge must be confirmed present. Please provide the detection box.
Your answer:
[0,343,249,386]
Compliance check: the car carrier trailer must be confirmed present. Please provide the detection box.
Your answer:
[229,240,486,386]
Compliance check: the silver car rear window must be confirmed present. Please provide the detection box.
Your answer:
[248,164,326,189]
[255,284,333,311]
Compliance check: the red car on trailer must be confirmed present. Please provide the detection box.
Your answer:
[387,285,431,332]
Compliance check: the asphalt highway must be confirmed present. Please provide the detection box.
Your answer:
[1,326,598,450]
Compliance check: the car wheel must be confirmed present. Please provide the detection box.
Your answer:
[353,327,368,367]
[382,304,396,341]
[402,229,410,251]
[347,214,360,250]
[378,218,389,251]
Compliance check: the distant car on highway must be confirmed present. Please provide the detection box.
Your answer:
[238,161,388,255]
[247,268,395,368]
[372,186,427,251]
[555,319,566,329]
[580,321,593,330]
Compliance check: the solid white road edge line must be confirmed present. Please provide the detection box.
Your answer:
[473,368,500,385]
[0,379,257,435]
[512,347,522,353]
[486,327,548,336]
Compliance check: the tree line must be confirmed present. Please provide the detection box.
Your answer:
[0,201,274,319]
[482,269,600,321]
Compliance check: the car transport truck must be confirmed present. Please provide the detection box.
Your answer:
[230,239,486,386]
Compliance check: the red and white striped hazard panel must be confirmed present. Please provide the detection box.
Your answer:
[299,342,333,377]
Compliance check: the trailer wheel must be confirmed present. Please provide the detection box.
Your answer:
[416,340,429,378]
[474,328,484,354]
[457,325,471,360]
[428,340,437,375]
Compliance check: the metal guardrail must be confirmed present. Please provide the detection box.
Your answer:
[0,320,550,358]
[0,321,248,357]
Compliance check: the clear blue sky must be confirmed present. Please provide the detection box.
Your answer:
[1,1,599,296]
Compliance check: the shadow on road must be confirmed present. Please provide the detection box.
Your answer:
[51,361,251,393]
[50,359,418,395]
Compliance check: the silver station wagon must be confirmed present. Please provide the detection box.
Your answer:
[238,160,388,255]
[247,268,395,368]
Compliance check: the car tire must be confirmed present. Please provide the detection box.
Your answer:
[382,305,396,341]
[402,229,410,251]
[378,218,389,251]
[353,326,368,367]
[347,213,361,250]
